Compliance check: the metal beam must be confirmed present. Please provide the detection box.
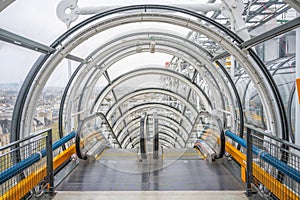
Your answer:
[211,51,230,62]
[245,0,276,23]
[0,28,55,54]
[65,54,85,63]
[249,5,291,31]
[283,0,300,12]
[0,28,84,63]
[241,16,300,49]
[77,3,222,16]
[0,0,15,12]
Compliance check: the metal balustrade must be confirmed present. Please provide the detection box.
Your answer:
[225,128,300,199]
[0,129,75,199]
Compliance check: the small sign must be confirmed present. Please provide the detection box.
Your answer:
[165,62,170,68]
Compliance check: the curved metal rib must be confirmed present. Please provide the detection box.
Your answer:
[111,102,193,135]
[91,67,212,114]
[126,125,184,149]
[118,114,189,146]
[106,87,199,120]
[12,5,288,146]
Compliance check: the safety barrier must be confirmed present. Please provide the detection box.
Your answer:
[225,128,300,200]
[193,113,225,162]
[76,113,111,160]
[0,129,75,199]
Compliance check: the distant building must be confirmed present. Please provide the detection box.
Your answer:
[0,133,9,148]
[0,119,11,150]
[0,85,62,141]
[0,119,11,134]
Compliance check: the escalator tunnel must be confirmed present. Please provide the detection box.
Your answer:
[10,5,292,193]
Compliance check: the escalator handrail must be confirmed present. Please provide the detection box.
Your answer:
[75,112,119,159]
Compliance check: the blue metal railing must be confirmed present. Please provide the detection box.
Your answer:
[225,130,300,184]
[0,131,76,185]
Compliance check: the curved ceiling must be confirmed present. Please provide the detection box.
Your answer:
[10,5,290,147]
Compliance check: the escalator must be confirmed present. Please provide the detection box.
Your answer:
[56,112,243,192]
[75,112,117,160]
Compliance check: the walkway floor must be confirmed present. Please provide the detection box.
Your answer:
[53,191,248,200]
[56,149,244,191]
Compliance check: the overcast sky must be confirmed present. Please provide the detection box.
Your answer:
[0,0,203,86]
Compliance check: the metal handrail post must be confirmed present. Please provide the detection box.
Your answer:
[46,129,54,196]
[246,127,253,197]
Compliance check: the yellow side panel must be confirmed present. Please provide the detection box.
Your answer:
[241,166,246,183]
[226,142,299,200]
[2,145,75,200]
[297,78,300,104]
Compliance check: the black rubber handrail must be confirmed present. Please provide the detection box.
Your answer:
[153,113,159,160]
[75,112,120,159]
[140,112,147,159]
